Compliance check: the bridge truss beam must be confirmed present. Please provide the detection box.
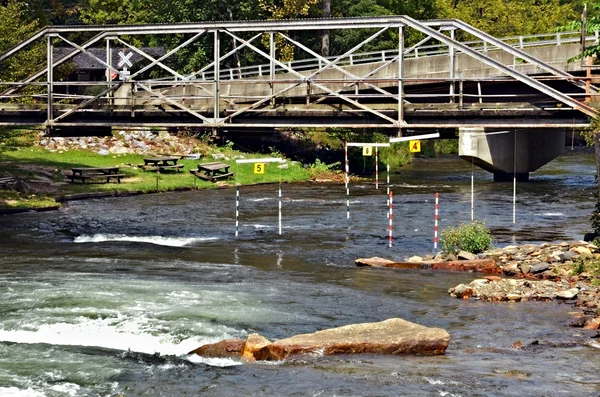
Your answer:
[0,17,596,131]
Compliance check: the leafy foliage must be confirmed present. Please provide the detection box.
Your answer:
[556,2,600,61]
[441,221,492,254]
[571,255,600,283]
[437,0,576,38]
[0,1,44,82]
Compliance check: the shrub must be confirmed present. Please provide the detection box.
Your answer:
[441,221,493,255]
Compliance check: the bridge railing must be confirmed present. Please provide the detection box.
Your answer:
[178,30,597,82]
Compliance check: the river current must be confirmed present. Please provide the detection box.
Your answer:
[0,149,599,396]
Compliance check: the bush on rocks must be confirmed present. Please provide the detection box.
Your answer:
[441,221,492,255]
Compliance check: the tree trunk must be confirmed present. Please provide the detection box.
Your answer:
[321,0,331,57]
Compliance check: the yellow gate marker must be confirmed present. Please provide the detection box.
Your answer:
[362,146,373,156]
[253,162,265,174]
[409,140,421,153]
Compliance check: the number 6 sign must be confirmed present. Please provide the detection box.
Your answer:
[254,163,265,174]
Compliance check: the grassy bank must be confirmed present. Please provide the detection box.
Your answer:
[0,146,321,209]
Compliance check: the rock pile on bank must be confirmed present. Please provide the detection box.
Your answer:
[448,242,600,329]
[189,318,450,362]
[357,241,600,330]
[483,241,597,280]
[39,129,206,155]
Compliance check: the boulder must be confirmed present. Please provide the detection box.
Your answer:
[251,318,449,361]
[431,258,499,273]
[241,333,271,361]
[556,288,579,300]
[355,257,396,267]
[583,317,600,330]
[530,263,550,274]
[457,250,477,260]
[571,246,592,256]
[188,339,245,358]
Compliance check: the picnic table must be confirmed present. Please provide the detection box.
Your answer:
[190,162,234,182]
[68,167,125,184]
[140,156,184,172]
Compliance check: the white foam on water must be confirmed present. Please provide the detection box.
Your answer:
[396,183,430,188]
[588,340,600,349]
[0,387,45,397]
[0,316,233,359]
[244,224,272,229]
[186,354,242,367]
[249,197,272,202]
[74,234,218,247]
[426,377,445,385]
[48,383,80,396]
[535,212,565,217]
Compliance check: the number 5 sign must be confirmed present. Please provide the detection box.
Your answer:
[253,163,265,174]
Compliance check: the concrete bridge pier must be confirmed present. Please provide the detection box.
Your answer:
[458,127,566,181]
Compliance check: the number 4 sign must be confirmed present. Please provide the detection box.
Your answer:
[253,163,265,174]
[409,140,421,153]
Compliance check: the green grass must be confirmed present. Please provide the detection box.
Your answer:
[0,191,59,209]
[0,146,321,208]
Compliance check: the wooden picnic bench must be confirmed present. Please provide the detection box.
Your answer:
[68,167,125,184]
[190,162,234,182]
[140,156,184,172]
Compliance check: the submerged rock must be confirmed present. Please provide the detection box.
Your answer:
[189,318,450,362]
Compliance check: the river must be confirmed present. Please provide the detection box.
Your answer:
[0,149,598,396]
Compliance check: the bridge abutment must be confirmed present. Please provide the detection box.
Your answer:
[458,127,565,181]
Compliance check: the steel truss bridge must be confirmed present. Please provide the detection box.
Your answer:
[0,16,598,133]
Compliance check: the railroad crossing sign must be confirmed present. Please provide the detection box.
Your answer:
[118,51,133,68]
[409,140,421,152]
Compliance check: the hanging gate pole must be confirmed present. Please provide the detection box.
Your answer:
[434,192,439,250]
[235,185,240,237]
[345,143,350,219]
[388,191,393,248]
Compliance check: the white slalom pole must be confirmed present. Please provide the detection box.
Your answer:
[386,161,390,196]
[386,162,390,219]
[375,146,379,190]
[345,143,350,220]
[471,170,474,221]
[434,192,439,250]
[278,182,282,235]
[388,191,393,248]
[513,131,516,225]
[513,174,516,225]
[235,185,240,237]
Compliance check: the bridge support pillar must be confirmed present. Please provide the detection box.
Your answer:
[458,127,565,181]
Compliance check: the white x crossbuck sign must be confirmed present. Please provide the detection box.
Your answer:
[118,51,133,68]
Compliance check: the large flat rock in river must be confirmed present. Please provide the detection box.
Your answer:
[356,257,499,273]
[252,318,449,361]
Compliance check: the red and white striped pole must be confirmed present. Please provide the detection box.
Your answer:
[434,192,439,250]
[386,161,390,219]
[375,146,379,190]
[388,191,393,248]
[345,143,350,219]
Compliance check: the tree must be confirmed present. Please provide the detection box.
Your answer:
[0,1,44,82]
[435,0,577,38]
